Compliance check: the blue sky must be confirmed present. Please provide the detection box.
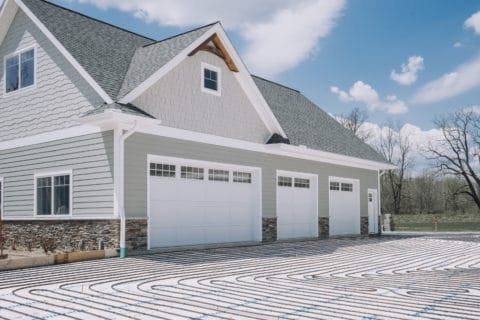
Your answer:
[49,0,480,131]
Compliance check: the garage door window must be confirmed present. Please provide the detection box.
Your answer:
[294,178,310,188]
[181,166,204,180]
[278,176,292,187]
[150,163,176,177]
[233,171,251,184]
[330,181,340,191]
[341,183,353,192]
[208,169,229,182]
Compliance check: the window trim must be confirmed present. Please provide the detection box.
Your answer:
[3,45,37,97]
[33,170,73,217]
[201,62,221,96]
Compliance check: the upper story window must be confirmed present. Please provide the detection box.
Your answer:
[4,47,35,94]
[201,62,221,96]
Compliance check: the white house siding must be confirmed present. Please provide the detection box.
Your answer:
[133,51,272,144]
[0,131,114,218]
[0,10,104,143]
[124,133,378,220]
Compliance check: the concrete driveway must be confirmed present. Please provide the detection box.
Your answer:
[0,235,479,319]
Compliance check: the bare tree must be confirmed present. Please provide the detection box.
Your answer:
[338,107,371,142]
[427,110,480,210]
[376,123,413,215]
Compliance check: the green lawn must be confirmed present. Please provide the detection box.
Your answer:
[392,213,480,232]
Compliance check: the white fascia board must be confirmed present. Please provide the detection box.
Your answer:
[0,0,18,47]
[15,0,114,104]
[0,124,106,151]
[119,23,287,138]
[135,123,396,171]
[214,26,287,138]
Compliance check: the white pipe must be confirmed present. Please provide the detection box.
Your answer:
[119,120,138,258]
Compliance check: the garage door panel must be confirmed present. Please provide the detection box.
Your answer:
[329,179,360,236]
[149,158,259,248]
[277,172,318,240]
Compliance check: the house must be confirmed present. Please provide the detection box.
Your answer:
[0,0,394,256]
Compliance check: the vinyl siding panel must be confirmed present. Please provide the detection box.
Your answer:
[0,131,114,218]
[133,51,271,144]
[0,10,103,142]
[125,133,378,219]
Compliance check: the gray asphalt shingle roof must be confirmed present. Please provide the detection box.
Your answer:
[118,24,215,99]
[253,76,387,163]
[21,0,387,163]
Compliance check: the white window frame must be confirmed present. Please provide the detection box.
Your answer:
[0,177,3,219]
[3,45,37,97]
[201,62,221,96]
[33,170,73,217]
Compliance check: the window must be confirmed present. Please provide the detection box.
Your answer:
[341,183,353,192]
[35,173,71,216]
[181,166,204,180]
[330,181,340,191]
[201,63,221,95]
[278,176,292,187]
[150,163,175,177]
[368,193,373,202]
[294,178,310,188]
[5,48,35,94]
[208,169,229,182]
[233,171,252,184]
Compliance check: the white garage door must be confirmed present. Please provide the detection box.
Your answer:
[148,156,261,248]
[277,171,318,240]
[329,177,360,236]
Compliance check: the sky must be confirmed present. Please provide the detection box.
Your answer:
[2,0,479,168]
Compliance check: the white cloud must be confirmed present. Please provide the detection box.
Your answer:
[453,42,464,48]
[390,55,424,85]
[71,0,345,78]
[465,11,480,34]
[241,0,345,77]
[413,55,480,103]
[330,81,408,114]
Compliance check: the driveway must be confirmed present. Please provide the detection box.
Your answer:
[0,235,479,319]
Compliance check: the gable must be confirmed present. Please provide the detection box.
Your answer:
[133,50,272,143]
[0,9,104,142]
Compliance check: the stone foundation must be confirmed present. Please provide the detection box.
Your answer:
[361,216,369,236]
[318,217,329,238]
[2,219,120,251]
[262,218,277,242]
[125,219,148,250]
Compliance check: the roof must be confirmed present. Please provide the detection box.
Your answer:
[16,0,387,164]
[253,76,388,163]
[85,103,154,118]
[118,24,215,99]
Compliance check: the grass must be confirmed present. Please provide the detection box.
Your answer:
[392,213,480,232]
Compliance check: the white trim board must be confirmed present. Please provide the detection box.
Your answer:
[0,125,105,151]
[0,0,18,47]
[14,0,113,104]
[2,215,118,221]
[119,23,287,138]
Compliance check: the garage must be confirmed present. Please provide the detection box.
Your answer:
[276,170,318,240]
[329,177,360,236]
[148,155,262,248]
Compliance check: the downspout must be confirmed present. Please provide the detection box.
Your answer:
[119,120,138,258]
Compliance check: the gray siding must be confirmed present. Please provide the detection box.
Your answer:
[0,131,114,218]
[133,51,271,144]
[0,10,103,143]
[125,133,378,219]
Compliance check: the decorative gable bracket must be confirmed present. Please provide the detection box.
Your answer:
[188,34,239,72]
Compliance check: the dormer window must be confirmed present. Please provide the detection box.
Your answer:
[201,62,221,96]
[4,47,35,94]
